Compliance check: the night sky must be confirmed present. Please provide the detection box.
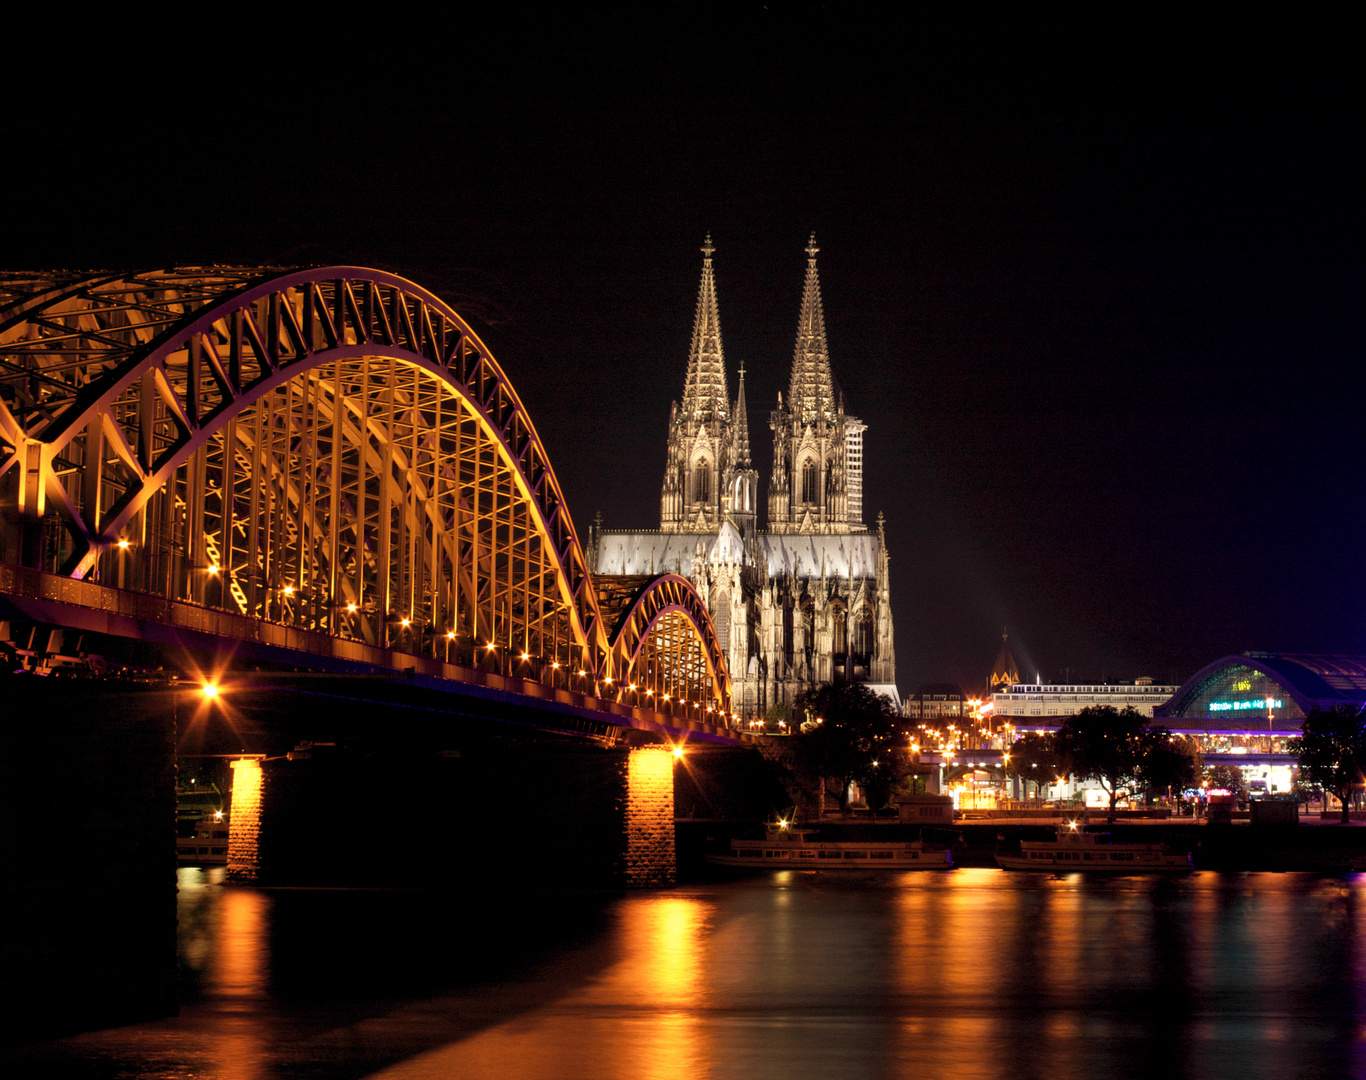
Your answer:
[6,9,1360,691]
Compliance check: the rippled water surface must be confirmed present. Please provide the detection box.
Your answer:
[11,868,1366,1079]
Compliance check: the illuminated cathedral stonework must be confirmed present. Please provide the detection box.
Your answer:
[591,236,897,715]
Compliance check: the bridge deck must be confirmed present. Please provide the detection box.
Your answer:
[0,562,748,745]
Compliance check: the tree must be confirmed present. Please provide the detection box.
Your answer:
[1138,733,1202,802]
[793,682,904,815]
[1289,705,1366,824]
[1006,731,1071,800]
[1203,763,1247,802]
[1055,706,1150,821]
[765,700,793,731]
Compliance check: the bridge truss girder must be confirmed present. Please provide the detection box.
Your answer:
[0,267,732,718]
[604,574,733,725]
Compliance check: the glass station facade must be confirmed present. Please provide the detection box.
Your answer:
[1173,663,1306,723]
[1155,654,1366,792]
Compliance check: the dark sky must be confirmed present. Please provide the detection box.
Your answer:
[6,8,1361,691]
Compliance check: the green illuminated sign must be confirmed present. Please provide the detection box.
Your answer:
[1210,699,1282,712]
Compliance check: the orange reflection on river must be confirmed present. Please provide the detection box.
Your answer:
[370,894,715,1080]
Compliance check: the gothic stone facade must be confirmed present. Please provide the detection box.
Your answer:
[590,236,896,716]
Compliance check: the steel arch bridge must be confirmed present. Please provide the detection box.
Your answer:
[0,266,732,725]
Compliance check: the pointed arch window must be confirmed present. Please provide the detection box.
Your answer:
[693,463,710,504]
[832,603,848,656]
[801,459,817,503]
[853,607,874,660]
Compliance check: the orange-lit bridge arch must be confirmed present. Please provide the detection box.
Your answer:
[0,267,734,738]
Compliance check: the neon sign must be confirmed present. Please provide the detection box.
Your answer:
[1210,699,1281,712]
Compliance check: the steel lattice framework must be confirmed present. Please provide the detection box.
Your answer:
[0,267,731,717]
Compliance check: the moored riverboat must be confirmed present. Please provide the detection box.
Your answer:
[709,822,953,870]
[177,814,229,866]
[996,823,1191,872]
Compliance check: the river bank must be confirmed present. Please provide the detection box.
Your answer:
[678,816,1366,876]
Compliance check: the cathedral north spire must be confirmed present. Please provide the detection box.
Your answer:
[661,236,739,532]
[681,233,729,423]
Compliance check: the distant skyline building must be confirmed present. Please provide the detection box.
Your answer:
[904,683,969,722]
[989,634,1020,693]
[591,235,897,714]
[993,678,1178,724]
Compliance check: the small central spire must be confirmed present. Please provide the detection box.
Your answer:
[702,233,715,260]
[732,362,752,469]
[806,232,819,260]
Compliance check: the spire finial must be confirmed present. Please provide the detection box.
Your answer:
[702,233,715,260]
[806,232,819,260]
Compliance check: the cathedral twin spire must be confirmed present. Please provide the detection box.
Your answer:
[789,234,838,425]
[681,234,729,424]
[662,233,858,535]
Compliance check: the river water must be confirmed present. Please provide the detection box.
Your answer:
[9,867,1366,1079]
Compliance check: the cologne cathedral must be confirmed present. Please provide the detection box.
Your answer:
[588,236,897,716]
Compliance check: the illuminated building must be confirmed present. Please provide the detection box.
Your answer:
[998,654,1366,797]
[904,683,968,721]
[994,677,1179,724]
[591,235,897,715]
[1154,652,1366,727]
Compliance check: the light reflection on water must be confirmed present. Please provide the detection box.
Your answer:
[176,866,270,1080]
[12,870,1366,1079]
[374,871,1366,1080]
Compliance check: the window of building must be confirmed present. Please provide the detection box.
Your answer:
[832,605,847,655]
[693,463,710,504]
[712,595,730,653]
[801,459,817,503]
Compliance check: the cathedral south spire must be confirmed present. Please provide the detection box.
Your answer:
[789,233,837,424]
[769,234,865,535]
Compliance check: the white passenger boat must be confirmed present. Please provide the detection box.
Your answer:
[996,823,1191,871]
[708,822,953,870]
[177,814,229,865]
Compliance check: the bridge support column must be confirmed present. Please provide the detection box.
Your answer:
[626,746,676,888]
[227,758,265,883]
